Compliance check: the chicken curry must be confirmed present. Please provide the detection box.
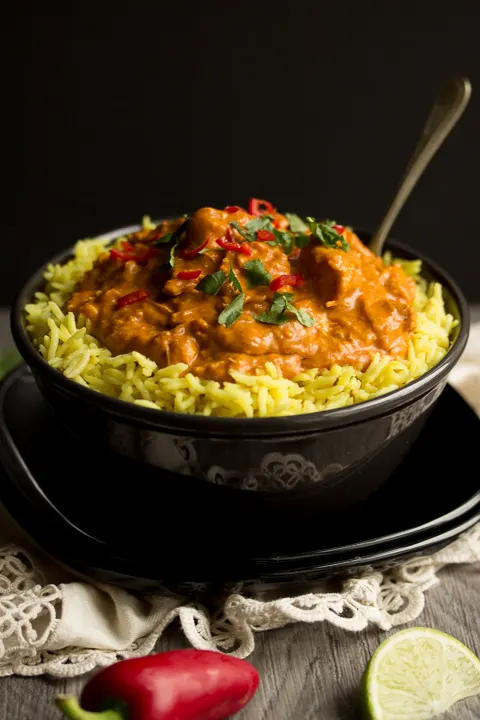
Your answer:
[66,200,416,381]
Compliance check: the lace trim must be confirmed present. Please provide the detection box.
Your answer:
[0,524,479,677]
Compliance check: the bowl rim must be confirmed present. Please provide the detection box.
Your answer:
[10,223,470,438]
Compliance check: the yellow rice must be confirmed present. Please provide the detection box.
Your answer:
[24,220,458,418]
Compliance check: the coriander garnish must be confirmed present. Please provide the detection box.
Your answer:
[270,229,295,255]
[227,263,243,293]
[153,231,174,245]
[218,264,245,327]
[255,292,292,325]
[196,271,226,295]
[306,218,349,252]
[230,216,308,256]
[285,302,315,327]
[285,213,309,233]
[255,292,315,327]
[156,218,190,270]
[218,293,244,327]
[243,259,272,289]
[294,233,310,249]
[158,238,180,271]
[230,217,275,243]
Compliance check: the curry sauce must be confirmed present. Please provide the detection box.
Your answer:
[66,203,416,381]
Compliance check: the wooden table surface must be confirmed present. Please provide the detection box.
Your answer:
[1,309,479,720]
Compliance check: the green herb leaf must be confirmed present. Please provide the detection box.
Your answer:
[274,229,295,255]
[262,229,293,254]
[230,221,249,241]
[295,233,310,249]
[246,217,275,235]
[228,264,243,293]
[255,292,315,327]
[154,217,189,246]
[216,264,245,327]
[156,218,190,270]
[196,270,226,295]
[153,231,174,245]
[306,217,349,252]
[286,302,316,327]
[254,292,290,325]
[231,217,298,255]
[243,259,272,289]
[255,310,290,325]
[230,217,275,242]
[218,293,245,327]
[158,237,180,271]
[285,213,308,233]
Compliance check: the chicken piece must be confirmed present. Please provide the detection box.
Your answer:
[298,244,365,307]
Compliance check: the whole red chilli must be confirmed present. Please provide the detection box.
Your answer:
[56,649,260,720]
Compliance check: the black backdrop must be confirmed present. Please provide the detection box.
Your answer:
[2,2,480,304]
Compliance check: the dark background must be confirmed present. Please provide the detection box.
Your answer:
[2,2,480,304]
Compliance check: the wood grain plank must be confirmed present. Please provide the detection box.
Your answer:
[0,675,67,720]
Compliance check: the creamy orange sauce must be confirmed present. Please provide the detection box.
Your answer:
[66,206,416,381]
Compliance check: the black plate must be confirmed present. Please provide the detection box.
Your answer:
[0,367,479,596]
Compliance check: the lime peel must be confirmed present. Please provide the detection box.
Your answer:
[361,627,480,719]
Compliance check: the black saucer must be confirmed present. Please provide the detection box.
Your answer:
[0,367,479,596]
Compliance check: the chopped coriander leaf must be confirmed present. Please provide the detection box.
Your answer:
[153,231,174,245]
[196,270,226,295]
[337,234,349,253]
[216,265,245,326]
[271,229,295,255]
[154,217,189,247]
[218,293,244,327]
[270,291,294,314]
[243,259,272,288]
[254,292,291,325]
[255,309,290,325]
[295,233,310,249]
[158,237,180,270]
[286,302,316,327]
[228,264,243,293]
[246,216,275,235]
[306,217,349,252]
[260,228,295,255]
[255,291,315,327]
[285,213,308,233]
[230,217,275,242]
[230,221,249,240]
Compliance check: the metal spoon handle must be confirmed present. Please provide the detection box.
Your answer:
[369,76,472,256]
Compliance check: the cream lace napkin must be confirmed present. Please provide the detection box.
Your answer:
[0,325,479,678]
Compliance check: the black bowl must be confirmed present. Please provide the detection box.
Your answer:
[10,226,470,518]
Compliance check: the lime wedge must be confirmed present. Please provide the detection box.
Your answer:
[361,627,480,719]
